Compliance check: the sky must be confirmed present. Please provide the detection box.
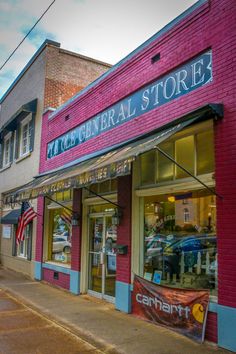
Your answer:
[0,0,198,99]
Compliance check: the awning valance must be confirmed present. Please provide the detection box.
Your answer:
[4,104,222,204]
[0,209,21,224]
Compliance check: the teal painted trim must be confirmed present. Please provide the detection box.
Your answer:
[209,301,218,313]
[218,304,236,352]
[42,262,71,275]
[34,261,42,280]
[70,270,80,295]
[115,281,131,313]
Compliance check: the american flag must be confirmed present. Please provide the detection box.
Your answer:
[16,201,37,245]
[60,209,72,225]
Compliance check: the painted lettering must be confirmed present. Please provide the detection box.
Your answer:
[175,70,188,94]
[151,82,164,106]
[163,76,176,100]
[191,59,205,87]
[141,89,150,111]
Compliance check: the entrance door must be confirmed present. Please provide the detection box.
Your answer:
[88,214,117,301]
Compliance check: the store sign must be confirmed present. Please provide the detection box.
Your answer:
[132,275,209,342]
[47,51,212,159]
[9,158,132,203]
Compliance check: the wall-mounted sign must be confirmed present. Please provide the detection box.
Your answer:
[2,225,12,239]
[132,275,209,342]
[47,51,212,159]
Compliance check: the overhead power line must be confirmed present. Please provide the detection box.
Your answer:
[0,0,56,72]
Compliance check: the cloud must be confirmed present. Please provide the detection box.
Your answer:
[0,0,198,99]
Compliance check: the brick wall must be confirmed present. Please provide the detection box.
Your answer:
[39,0,236,319]
[116,175,132,284]
[43,268,70,290]
[44,45,111,109]
[71,189,82,271]
[205,312,218,343]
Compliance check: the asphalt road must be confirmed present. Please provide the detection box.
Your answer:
[0,289,103,354]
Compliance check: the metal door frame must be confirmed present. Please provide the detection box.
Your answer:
[87,212,115,303]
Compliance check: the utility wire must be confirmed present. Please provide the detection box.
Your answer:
[0,0,56,72]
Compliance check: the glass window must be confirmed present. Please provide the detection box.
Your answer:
[20,115,31,157]
[3,135,11,166]
[143,193,217,295]
[46,208,72,265]
[175,135,195,179]
[157,141,174,182]
[140,150,156,185]
[17,223,32,258]
[197,130,214,175]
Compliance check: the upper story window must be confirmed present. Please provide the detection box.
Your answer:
[20,114,32,157]
[3,132,12,167]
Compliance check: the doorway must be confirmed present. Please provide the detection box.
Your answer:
[88,213,117,302]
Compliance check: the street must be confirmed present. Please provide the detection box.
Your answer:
[0,290,103,354]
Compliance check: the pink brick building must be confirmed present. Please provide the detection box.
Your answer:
[6,0,236,350]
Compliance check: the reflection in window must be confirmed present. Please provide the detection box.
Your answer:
[17,223,32,259]
[143,193,217,296]
[183,208,190,223]
[46,208,72,265]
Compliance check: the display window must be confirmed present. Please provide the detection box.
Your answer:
[44,191,72,266]
[143,191,217,295]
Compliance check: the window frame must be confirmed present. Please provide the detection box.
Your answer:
[17,222,32,259]
[19,114,32,158]
[3,132,12,168]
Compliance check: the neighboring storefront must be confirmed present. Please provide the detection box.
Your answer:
[4,0,236,351]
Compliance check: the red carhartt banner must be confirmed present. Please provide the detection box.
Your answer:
[132,275,209,342]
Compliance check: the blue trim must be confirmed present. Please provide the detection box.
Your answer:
[218,304,236,352]
[42,262,71,275]
[34,261,42,280]
[115,281,131,313]
[209,301,218,313]
[70,270,80,295]
[49,0,207,119]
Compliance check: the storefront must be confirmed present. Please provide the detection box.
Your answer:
[4,0,236,351]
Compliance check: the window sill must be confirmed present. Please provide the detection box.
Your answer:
[15,151,31,163]
[44,261,71,269]
[0,162,12,172]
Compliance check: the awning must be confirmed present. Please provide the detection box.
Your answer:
[3,104,223,204]
[0,99,37,141]
[0,209,21,224]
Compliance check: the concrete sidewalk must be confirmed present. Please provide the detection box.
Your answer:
[0,267,230,354]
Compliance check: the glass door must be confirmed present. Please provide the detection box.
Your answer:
[88,214,117,301]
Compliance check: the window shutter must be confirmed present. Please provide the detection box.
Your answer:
[12,226,17,256]
[15,124,20,160]
[0,143,3,169]
[29,114,35,152]
[27,222,33,261]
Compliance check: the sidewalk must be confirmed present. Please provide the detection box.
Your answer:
[0,267,230,354]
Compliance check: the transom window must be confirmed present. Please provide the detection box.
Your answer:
[140,121,214,186]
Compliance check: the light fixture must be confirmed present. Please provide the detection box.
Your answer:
[71,212,80,226]
[112,209,123,226]
[168,196,175,203]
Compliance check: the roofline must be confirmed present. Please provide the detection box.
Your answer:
[49,0,208,119]
[0,39,60,103]
[59,48,112,68]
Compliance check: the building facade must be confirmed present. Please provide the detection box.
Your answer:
[0,40,111,278]
[4,0,236,351]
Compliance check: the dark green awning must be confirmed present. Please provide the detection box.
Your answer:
[0,209,21,224]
